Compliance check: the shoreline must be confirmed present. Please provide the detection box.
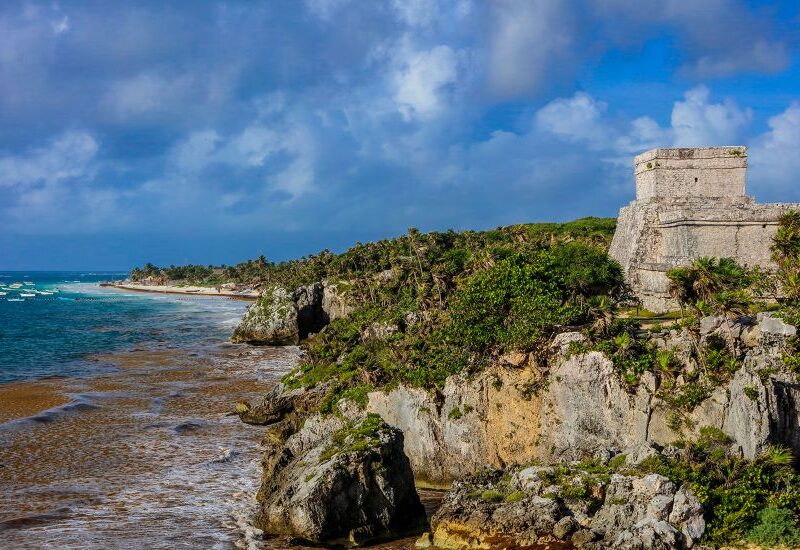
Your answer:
[0,378,72,424]
[101,282,259,300]
[0,343,295,547]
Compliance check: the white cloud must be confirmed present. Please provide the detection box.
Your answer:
[164,121,317,201]
[0,132,98,187]
[671,86,751,146]
[535,92,609,148]
[393,44,459,120]
[487,0,574,98]
[536,86,751,161]
[52,15,70,35]
[749,103,800,192]
[105,73,196,118]
[170,130,221,174]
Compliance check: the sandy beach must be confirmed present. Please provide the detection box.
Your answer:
[103,282,259,300]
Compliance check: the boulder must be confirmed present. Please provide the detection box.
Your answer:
[429,471,563,549]
[429,467,704,549]
[231,287,299,345]
[235,383,327,426]
[232,282,355,345]
[256,413,425,545]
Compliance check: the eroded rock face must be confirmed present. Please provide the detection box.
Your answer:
[235,382,327,426]
[367,317,800,484]
[427,467,704,549]
[231,287,298,345]
[232,282,353,345]
[256,413,425,545]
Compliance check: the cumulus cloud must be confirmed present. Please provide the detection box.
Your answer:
[749,103,800,195]
[535,92,609,148]
[392,44,460,120]
[0,132,98,187]
[536,86,751,158]
[670,86,751,146]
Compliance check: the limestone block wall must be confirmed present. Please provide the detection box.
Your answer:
[611,146,800,312]
[635,147,746,200]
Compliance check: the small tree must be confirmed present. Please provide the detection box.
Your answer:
[772,210,800,303]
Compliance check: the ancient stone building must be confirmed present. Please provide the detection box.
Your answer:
[610,147,800,312]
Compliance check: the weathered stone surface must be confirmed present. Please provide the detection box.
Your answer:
[232,282,354,345]
[256,413,425,545]
[429,472,563,549]
[363,318,800,483]
[609,147,800,312]
[429,467,703,549]
[231,287,299,344]
[236,382,327,426]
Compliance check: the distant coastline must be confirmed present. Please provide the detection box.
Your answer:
[101,281,259,300]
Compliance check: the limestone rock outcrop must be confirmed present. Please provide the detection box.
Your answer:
[231,286,298,345]
[231,282,353,345]
[366,315,800,485]
[255,412,425,545]
[424,467,704,549]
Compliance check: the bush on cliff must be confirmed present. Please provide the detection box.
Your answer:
[130,217,617,291]
[638,442,800,546]
[279,220,626,407]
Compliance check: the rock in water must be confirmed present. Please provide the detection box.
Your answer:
[231,287,299,345]
[256,413,426,545]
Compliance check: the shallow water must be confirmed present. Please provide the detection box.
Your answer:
[0,271,250,383]
[0,275,451,549]
[0,343,296,549]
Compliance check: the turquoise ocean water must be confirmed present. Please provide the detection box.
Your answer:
[0,271,250,383]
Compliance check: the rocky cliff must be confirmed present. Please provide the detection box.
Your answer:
[365,314,800,485]
[241,312,800,548]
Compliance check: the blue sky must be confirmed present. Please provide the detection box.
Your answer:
[1,0,800,270]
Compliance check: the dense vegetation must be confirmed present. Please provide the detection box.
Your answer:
[639,429,800,547]
[129,218,617,292]
[280,218,628,410]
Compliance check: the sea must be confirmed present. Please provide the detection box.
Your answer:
[0,272,437,549]
[0,271,248,383]
[0,271,299,549]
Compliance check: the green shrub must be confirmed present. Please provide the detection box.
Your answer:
[746,507,800,547]
[480,489,505,503]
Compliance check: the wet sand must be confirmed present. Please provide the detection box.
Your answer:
[0,380,72,424]
[0,344,293,548]
[0,344,450,549]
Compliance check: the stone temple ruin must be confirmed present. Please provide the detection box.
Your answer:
[610,147,800,312]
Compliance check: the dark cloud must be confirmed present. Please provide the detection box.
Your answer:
[0,0,797,269]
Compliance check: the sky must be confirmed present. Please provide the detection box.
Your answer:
[1,1,800,270]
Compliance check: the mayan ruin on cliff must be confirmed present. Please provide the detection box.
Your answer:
[610,147,800,312]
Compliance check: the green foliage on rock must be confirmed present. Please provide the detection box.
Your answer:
[637,444,800,546]
[131,218,617,292]
[274,219,626,412]
[319,413,389,462]
[667,257,760,316]
[746,506,800,548]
